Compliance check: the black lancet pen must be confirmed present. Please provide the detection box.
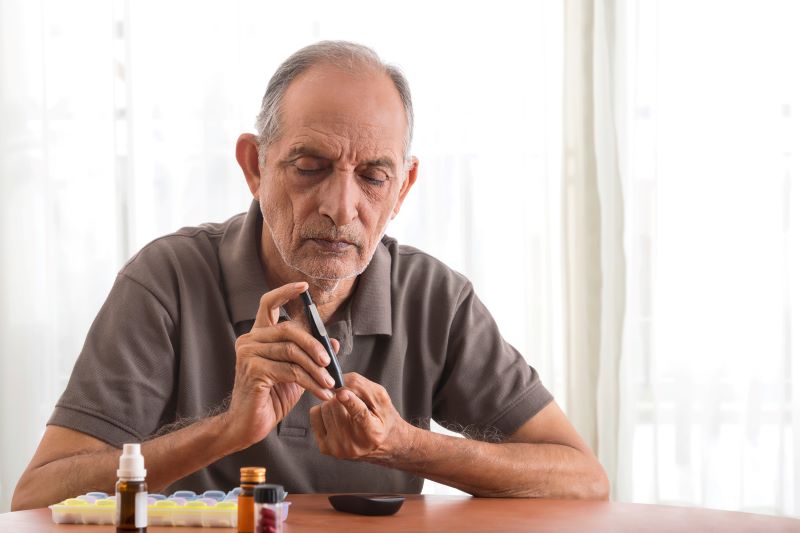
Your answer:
[300,290,345,389]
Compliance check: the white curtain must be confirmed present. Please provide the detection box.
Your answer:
[0,0,564,510]
[616,0,800,515]
[567,0,800,516]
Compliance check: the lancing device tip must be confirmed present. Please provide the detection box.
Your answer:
[300,290,312,306]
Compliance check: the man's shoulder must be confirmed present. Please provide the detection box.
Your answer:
[380,235,472,302]
[121,211,247,284]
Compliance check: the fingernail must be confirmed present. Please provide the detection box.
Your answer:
[324,389,335,400]
[325,374,335,387]
[320,352,331,366]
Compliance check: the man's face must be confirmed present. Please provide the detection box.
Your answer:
[258,63,413,282]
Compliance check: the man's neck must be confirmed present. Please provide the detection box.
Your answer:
[258,224,356,324]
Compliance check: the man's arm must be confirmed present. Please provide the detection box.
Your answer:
[386,402,608,498]
[310,373,609,499]
[12,282,338,511]
[11,417,235,511]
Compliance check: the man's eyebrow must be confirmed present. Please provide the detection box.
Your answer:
[287,145,397,171]
[286,145,328,159]
[362,157,397,171]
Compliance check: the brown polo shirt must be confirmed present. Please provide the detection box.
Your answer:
[49,200,552,494]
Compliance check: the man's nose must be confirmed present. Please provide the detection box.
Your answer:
[318,169,359,227]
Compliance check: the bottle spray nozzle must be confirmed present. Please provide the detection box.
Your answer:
[117,443,147,479]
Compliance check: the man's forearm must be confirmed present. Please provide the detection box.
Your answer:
[373,426,609,499]
[12,413,237,510]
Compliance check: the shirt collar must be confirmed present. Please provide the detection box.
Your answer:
[219,200,270,326]
[351,235,392,336]
[219,200,393,336]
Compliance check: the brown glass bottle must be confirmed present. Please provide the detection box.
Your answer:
[238,467,266,533]
[116,479,147,532]
[116,443,148,532]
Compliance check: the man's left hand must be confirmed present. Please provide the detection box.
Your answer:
[309,372,414,462]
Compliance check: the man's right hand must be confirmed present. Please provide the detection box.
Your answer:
[223,281,339,450]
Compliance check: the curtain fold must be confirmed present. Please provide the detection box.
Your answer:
[563,0,626,498]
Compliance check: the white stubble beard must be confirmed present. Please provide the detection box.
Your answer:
[259,200,394,293]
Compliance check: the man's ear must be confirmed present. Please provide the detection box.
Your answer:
[391,156,419,219]
[236,133,262,199]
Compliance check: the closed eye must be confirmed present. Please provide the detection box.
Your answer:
[296,167,328,176]
[358,165,391,186]
[292,156,330,176]
[361,174,388,186]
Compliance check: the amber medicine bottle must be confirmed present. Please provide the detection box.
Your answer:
[238,467,266,533]
[115,443,148,532]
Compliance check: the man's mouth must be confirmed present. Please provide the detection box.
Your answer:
[310,238,355,252]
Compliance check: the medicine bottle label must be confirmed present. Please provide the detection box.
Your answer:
[134,491,148,527]
[115,491,148,527]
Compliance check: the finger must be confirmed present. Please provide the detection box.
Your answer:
[309,405,327,441]
[278,360,335,401]
[320,400,342,450]
[246,321,331,367]
[342,372,368,388]
[239,325,334,393]
[310,405,332,456]
[253,282,308,329]
[336,388,373,425]
[342,373,383,411]
[249,356,333,401]
[330,338,340,354]
[242,335,333,387]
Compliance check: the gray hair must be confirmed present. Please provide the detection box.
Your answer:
[255,41,414,164]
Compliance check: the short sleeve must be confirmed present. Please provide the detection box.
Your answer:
[432,283,553,440]
[48,273,177,446]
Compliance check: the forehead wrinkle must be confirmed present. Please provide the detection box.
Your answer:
[289,131,344,161]
[290,124,399,169]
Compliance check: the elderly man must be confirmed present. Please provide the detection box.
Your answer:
[12,41,607,510]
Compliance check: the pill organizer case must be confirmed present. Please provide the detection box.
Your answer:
[49,487,289,527]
